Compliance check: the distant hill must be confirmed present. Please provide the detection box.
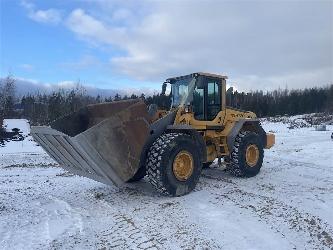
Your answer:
[1,77,157,98]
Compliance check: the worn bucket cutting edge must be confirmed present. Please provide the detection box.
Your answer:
[31,100,150,187]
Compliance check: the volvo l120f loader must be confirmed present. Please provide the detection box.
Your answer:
[31,72,275,196]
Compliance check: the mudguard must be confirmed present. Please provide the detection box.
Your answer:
[226,119,266,151]
[166,124,207,163]
[138,110,177,169]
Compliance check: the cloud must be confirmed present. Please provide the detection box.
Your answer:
[59,55,102,70]
[64,1,332,91]
[65,9,126,46]
[19,64,34,71]
[232,67,333,92]
[112,8,132,21]
[21,0,62,24]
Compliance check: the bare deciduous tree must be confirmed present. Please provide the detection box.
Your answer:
[0,75,16,118]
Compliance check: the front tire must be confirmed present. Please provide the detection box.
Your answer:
[202,162,213,169]
[146,133,202,196]
[228,131,264,177]
[126,166,146,182]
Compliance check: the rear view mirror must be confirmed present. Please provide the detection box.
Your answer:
[161,82,167,95]
[227,87,233,94]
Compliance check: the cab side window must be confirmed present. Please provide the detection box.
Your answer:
[193,86,205,120]
[207,80,221,120]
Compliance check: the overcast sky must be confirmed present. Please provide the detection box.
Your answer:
[1,0,332,93]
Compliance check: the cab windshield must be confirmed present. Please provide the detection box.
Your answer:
[171,76,196,107]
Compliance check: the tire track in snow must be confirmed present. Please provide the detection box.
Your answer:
[219,188,333,249]
[201,170,333,249]
[267,155,333,175]
[0,196,84,250]
[89,185,222,249]
[86,190,161,250]
[98,212,159,249]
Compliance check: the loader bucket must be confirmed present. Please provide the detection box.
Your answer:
[31,99,150,187]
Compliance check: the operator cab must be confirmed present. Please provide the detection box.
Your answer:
[166,72,227,121]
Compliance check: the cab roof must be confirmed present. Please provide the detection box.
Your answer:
[166,72,228,82]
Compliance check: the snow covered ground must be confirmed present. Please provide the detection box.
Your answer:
[0,117,332,249]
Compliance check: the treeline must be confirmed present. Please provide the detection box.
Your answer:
[0,75,332,126]
[227,85,333,117]
[19,89,169,125]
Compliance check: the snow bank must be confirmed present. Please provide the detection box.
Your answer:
[0,119,45,154]
[3,119,31,135]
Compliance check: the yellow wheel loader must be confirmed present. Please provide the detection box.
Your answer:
[31,72,275,196]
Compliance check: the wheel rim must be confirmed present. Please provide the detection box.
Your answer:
[245,144,259,167]
[173,150,194,181]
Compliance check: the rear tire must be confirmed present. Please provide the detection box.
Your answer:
[146,133,202,196]
[228,131,264,177]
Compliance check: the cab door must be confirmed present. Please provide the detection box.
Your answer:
[206,78,222,120]
[192,77,222,121]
